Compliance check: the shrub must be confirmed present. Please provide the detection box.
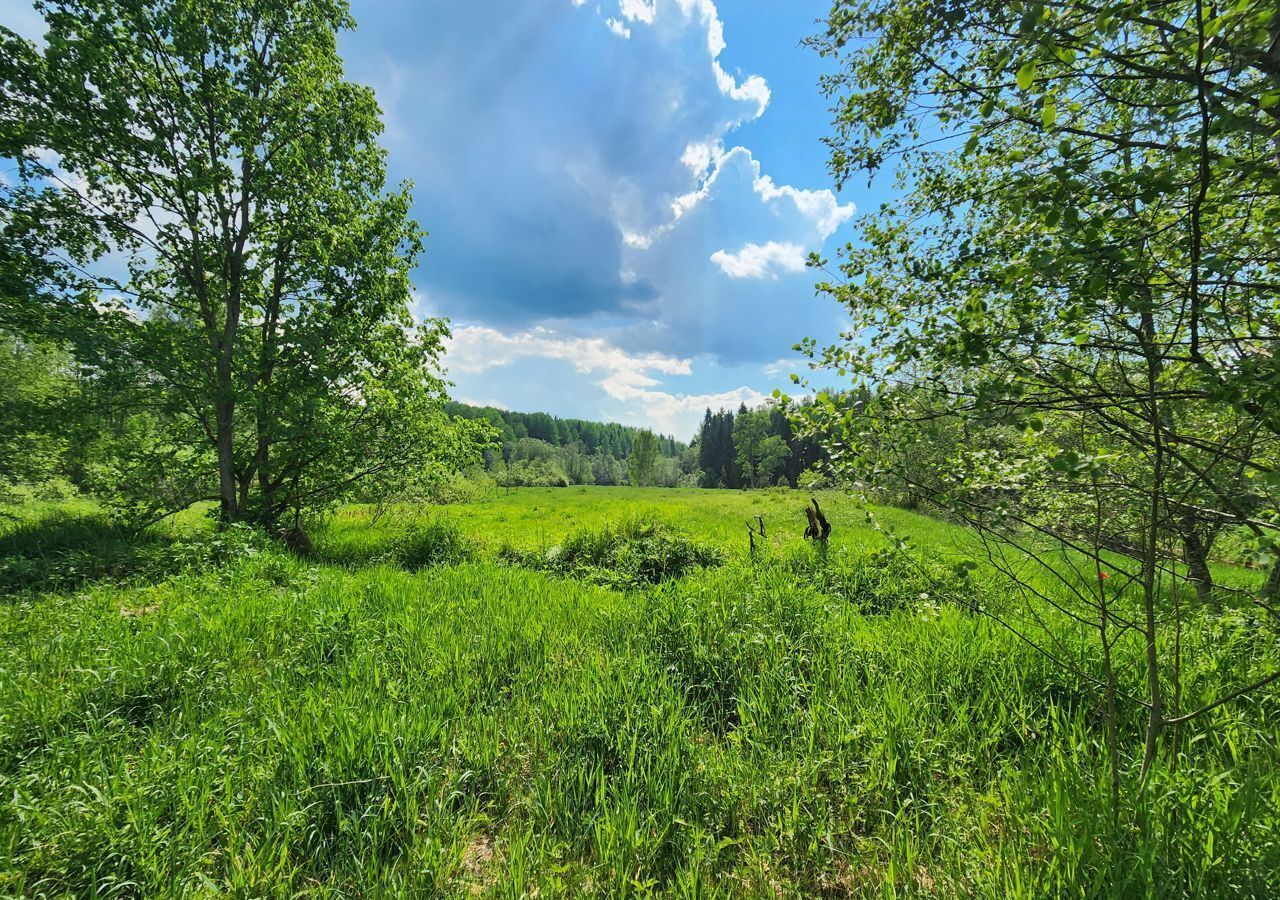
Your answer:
[390,519,473,570]
[787,545,952,615]
[505,518,723,589]
[424,469,496,505]
[500,459,570,488]
[0,515,272,593]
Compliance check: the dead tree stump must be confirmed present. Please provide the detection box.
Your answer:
[746,516,766,555]
[803,498,831,542]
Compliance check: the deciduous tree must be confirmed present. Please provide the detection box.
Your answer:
[1,0,487,526]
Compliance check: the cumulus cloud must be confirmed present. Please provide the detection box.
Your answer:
[316,1,858,416]
[762,358,799,378]
[448,324,692,381]
[673,0,770,117]
[753,173,856,240]
[626,142,854,251]
[710,241,806,279]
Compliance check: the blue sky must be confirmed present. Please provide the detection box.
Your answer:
[3,0,885,441]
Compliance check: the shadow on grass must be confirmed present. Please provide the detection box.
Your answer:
[0,514,177,595]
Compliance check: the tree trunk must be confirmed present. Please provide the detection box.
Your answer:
[1263,557,1280,604]
[1138,306,1165,784]
[1181,514,1216,610]
[215,352,238,526]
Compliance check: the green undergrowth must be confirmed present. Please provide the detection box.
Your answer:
[0,489,1276,896]
[310,512,475,571]
[0,510,267,594]
[499,518,725,590]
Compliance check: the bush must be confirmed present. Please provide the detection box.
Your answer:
[787,545,951,615]
[500,459,570,488]
[503,518,724,589]
[426,469,496,505]
[390,519,473,570]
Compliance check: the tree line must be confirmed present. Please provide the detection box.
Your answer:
[438,401,830,491]
[694,404,827,489]
[444,402,685,488]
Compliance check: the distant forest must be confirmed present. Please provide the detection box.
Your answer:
[445,403,685,459]
[445,402,826,489]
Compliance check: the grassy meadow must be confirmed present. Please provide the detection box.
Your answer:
[1,487,1277,897]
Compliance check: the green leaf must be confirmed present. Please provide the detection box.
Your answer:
[1261,91,1280,110]
[1041,96,1057,127]
[1016,61,1037,91]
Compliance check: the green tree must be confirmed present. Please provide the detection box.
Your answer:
[1,1,486,526]
[591,451,625,486]
[628,429,659,487]
[734,408,790,488]
[794,0,1280,793]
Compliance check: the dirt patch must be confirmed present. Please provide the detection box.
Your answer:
[462,833,496,895]
[120,603,160,617]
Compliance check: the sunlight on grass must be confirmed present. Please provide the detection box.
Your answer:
[0,488,1276,896]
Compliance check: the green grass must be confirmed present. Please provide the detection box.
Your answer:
[1,488,1276,896]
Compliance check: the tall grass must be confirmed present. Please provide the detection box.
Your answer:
[0,488,1275,896]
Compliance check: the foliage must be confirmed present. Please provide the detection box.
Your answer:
[792,0,1280,795]
[498,458,572,488]
[502,517,725,589]
[386,517,473,570]
[0,331,74,489]
[0,1,487,527]
[733,408,790,489]
[0,507,268,594]
[447,401,685,460]
[696,402,826,489]
[627,429,660,487]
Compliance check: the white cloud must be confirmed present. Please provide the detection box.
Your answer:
[456,397,510,410]
[679,139,717,178]
[629,385,769,435]
[561,0,848,278]
[447,324,691,381]
[675,0,770,117]
[710,241,807,279]
[620,0,657,24]
[628,143,856,250]
[579,0,769,118]
[752,174,856,240]
[446,324,767,435]
[762,358,798,378]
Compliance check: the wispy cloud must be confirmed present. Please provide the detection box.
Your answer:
[447,324,767,435]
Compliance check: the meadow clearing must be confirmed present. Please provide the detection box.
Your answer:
[1,487,1276,897]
